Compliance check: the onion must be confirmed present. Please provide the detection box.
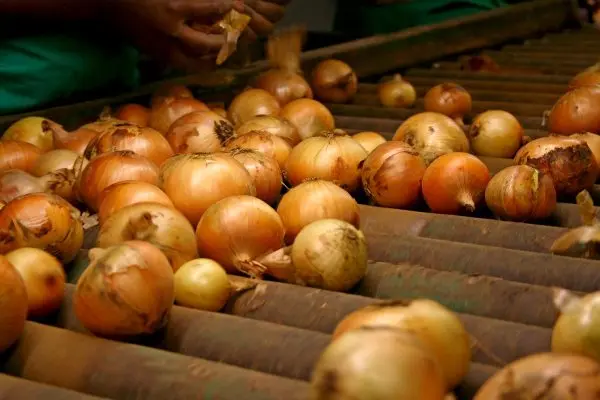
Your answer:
[423,83,472,126]
[276,180,360,243]
[196,195,284,277]
[351,131,387,154]
[225,131,292,168]
[227,89,281,127]
[97,181,174,225]
[392,112,469,165]
[468,110,524,158]
[74,240,175,338]
[45,120,100,156]
[114,104,150,127]
[166,111,234,154]
[159,153,255,225]
[151,84,194,108]
[571,132,600,168]
[548,86,600,135]
[284,130,368,192]
[254,69,313,106]
[230,148,282,205]
[569,63,600,90]
[311,59,358,103]
[174,258,231,311]
[474,353,600,399]
[422,152,490,214]
[311,327,446,400]
[0,255,27,352]
[149,97,210,134]
[280,98,335,140]
[96,202,198,272]
[514,136,598,196]
[0,140,42,173]
[378,74,417,108]
[3,117,54,152]
[0,193,83,263]
[0,169,77,204]
[31,149,88,177]
[332,300,471,389]
[236,115,301,145]
[485,165,556,221]
[361,141,426,208]
[5,248,65,318]
[211,107,228,119]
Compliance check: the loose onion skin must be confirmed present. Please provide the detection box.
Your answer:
[225,131,292,168]
[277,180,360,243]
[0,140,42,173]
[571,132,600,168]
[422,152,490,214]
[5,248,65,318]
[236,115,301,145]
[280,98,335,140]
[392,112,469,165]
[45,121,100,156]
[423,83,472,126]
[548,86,600,135]
[97,181,174,225]
[77,151,159,211]
[230,149,282,205]
[351,131,387,154]
[378,74,417,108]
[174,258,231,312]
[0,255,28,352]
[196,195,285,277]
[149,97,210,134]
[569,64,600,90]
[468,110,524,158]
[114,104,150,127]
[311,59,358,104]
[485,165,556,221]
[31,149,88,177]
[0,193,83,263]
[284,130,368,192]
[74,240,175,338]
[166,111,234,154]
[514,136,598,196]
[228,89,281,127]
[474,353,600,399]
[159,153,255,226]
[3,117,54,152]
[361,141,426,208]
[254,69,313,106]
[151,84,194,108]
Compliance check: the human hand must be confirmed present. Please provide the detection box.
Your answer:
[241,0,291,38]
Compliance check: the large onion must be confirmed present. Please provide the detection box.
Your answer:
[174,258,231,312]
[423,83,472,126]
[468,110,524,158]
[230,149,282,205]
[311,59,358,104]
[227,89,281,127]
[149,97,210,134]
[0,140,42,173]
[571,132,600,168]
[196,195,285,277]
[0,193,83,263]
[166,110,234,154]
[3,117,54,151]
[114,104,150,127]
[96,202,198,272]
[280,98,335,140]
[225,131,292,168]
[392,112,469,165]
[548,85,600,135]
[0,255,28,352]
[285,130,367,192]
[159,153,255,225]
[31,149,87,177]
[74,240,175,338]
[236,115,301,145]
[351,131,387,154]
[45,120,100,156]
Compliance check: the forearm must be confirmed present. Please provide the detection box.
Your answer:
[0,0,103,20]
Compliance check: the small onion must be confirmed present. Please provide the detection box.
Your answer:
[174,258,231,312]
[149,97,210,134]
[351,131,387,154]
[423,83,472,126]
[468,110,524,158]
[74,241,175,338]
[422,152,490,214]
[392,112,469,165]
[0,140,42,173]
[311,327,446,400]
[276,180,360,243]
[285,130,367,192]
[0,193,83,263]
[474,353,600,399]
[571,132,600,168]
[311,59,358,103]
[45,120,100,156]
[378,74,417,108]
[485,165,556,221]
[548,85,600,135]
[151,84,194,108]
[227,89,281,127]
[225,131,292,169]
[254,69,313,106]
[166,111,234,154]
[514,136,598,196]
[31,149,88,177]
[230,149,282,205]
[159,153,255,225]
[0,255,28,352]
[236,115,301,145]
[196,195,285,277]
[3,116,54,152]
[280,98,335,140]
[5,248,65,318]
[361,141,426,208]
[569,63,600,90]
[114,104,150,127]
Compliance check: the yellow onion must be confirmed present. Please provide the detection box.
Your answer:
[236,115,301,145]
[351,131,387,154]
[227,89,281,127]
[3,117,54,152]
[230,148,282,205]
[311,59,358,103]
[96,202,198,272]
[378,74,417,108]
[151,84,194,108]
[424,83,472,127]
[114,104,150,127]
[0,169,62,203]
[468,110,524,158]
[174,258,231,312]
[280,98,335,140]
[166,110,234,154]
[571,132,600,168]
[0,255,27,352]
[225,131,292,168]
[548,85,600,135]
[149,97,210,134]
[31,149,88,177]
[45,120,100,156]
[74,240,175,338]
[0,140,43,173]
[569,63,600,90]
[254,69,313,106]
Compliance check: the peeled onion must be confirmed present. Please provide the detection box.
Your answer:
[468,110,524,158]
[424,83,472,126]
[280,98,335,140]
[174,258,231,311]
[149,97,210,134]
[236,115,301,145]
[548,85,600,135]
[151,84,194,108]
[227,89,281,127]
[74,240,175,337]
[361,141,426,208]
[255,69,313,106]
[3,117,54,152]
[225,131,292,168]
[378,74,417,108]
[311,59,358,103]
[166,110,234,154]
[230,149,282,205]
[571,132,600,168]
[5,248,65,318]
[0,140,42,173]
[31,149,87,177]
[0,255,27,352]
[114,104,150,127]
[351,131,386,154]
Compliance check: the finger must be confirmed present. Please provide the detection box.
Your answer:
[174,24,225,53]
[242,4,274,36]
[170,0,235,17]
[250,1,286,23]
